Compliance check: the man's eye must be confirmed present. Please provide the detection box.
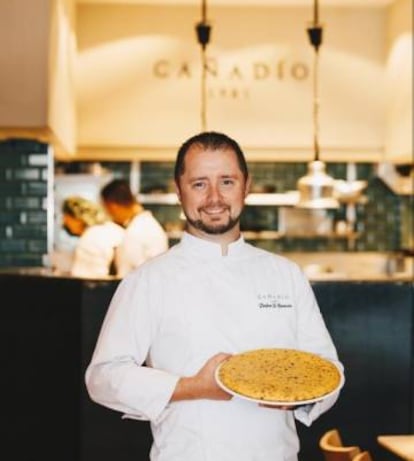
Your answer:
[222,179,234,186]
[192,182,205,189]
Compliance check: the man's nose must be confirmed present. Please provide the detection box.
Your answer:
[207,184,223,202]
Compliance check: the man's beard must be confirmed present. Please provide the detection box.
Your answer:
[184,210,242,235]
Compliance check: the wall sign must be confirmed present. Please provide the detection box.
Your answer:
[153,57,309,100]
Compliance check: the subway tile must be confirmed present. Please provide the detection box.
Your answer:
[10,139,48,154]
[0,239,27,252]
[3,197,42,210]
[21,181,48,196]
[0,211,21,224]
[13,168,41,181]
[0,253,43,267]
[11,224,46,238]
[28,154,48,166]
[0,182,22,195]
[26,211,47,225]
[28,240,48,253]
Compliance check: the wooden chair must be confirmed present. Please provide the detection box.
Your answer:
[319,428,362,461]
[353,452,373,461]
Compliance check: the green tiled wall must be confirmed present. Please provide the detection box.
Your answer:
[400,195,414,251]
[64,160,411,253]
[1,152,412,269]
[0,139,50,267]
[140,161,410,253]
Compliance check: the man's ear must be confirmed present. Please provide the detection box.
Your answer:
[174,181,182,202]
[244,175,252,198]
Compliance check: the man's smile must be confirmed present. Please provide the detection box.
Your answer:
[202,207,228,215]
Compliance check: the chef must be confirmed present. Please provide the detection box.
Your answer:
[100,178,169,277]
[85,132,344,461]
[62,196,124,278]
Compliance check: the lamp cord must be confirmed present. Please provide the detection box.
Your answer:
[200,0,207,131]
[201,46,207,132]
[313,48,320,161]
[307,0,323,162]
[196,0,211,132]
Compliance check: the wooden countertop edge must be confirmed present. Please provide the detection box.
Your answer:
[0,268,412,283]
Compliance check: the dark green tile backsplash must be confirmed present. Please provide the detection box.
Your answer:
[140,161,410,253]
[0,139,50,268]
[1,145,412,268]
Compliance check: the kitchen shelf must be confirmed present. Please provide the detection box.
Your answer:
[166,230,359,241]
[241,231,284,240]
[138,193,179,205]
[138,191,368,207]
[138,191,300,206]
[274,231,360,239]
[246,192,299,206]
[138,192,360,244]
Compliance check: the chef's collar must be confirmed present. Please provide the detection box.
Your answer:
[180,231,246,258]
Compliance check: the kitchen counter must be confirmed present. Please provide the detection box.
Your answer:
[0,266,120,280]
[2,271,413,461]
[308,272,413,282]
[1,251,412,282]
[285,251,413,282]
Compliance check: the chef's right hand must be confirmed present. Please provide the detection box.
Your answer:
[195,353,233,400]
[171,353,233,402]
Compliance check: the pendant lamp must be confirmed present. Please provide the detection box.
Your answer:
[195,0,211,131]
[296,0,339,209]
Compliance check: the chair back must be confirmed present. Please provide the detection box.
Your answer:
[353,452,373,461]
[319,429,361,461]
[321,429,343,447]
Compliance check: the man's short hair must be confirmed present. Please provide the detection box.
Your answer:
[174,131,249,183]
[101,179,136,206]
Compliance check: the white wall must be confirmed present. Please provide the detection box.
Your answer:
[48,0,78,155]
[384,0,412,163]
[1,2,405,162]
[76,4,387,160]
[0,0,49,127]
[0,0,77,156]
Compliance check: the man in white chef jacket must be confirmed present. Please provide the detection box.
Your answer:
[85,131,344,461]
[100,178,169,277]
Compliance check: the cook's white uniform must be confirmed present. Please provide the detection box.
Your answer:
[116,210,169,277]
[71,221,124,278]
[85,232,344,461]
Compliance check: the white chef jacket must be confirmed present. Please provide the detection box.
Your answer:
[71,221,124,278]
[85,232,344,461]
[116,210,169,277]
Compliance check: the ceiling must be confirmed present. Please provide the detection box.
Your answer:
[76,0,395,7]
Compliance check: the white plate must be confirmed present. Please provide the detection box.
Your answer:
[214,359,344,406]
